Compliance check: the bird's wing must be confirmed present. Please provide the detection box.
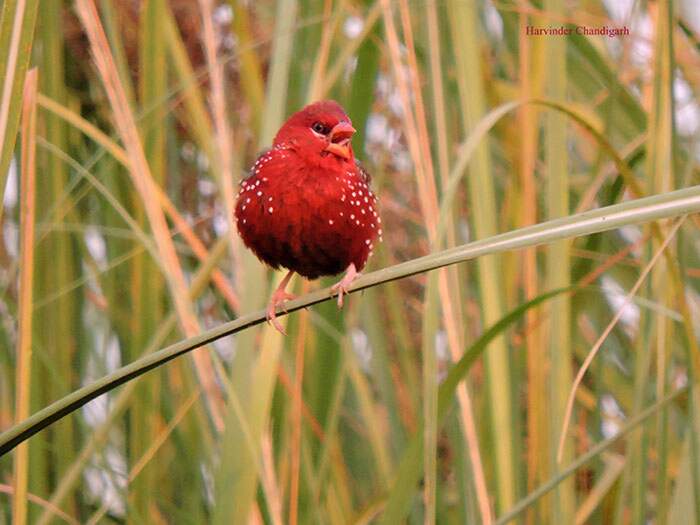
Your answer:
[354,158,372,184]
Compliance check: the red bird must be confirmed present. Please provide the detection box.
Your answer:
[235,101,381,333]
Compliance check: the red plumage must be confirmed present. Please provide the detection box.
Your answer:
[235,100,381,332]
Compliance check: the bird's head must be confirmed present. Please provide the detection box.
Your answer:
[273,100,356,162]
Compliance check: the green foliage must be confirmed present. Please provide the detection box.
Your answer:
[1,1,699,523]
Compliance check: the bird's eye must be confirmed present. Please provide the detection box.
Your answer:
[311,122,329,134]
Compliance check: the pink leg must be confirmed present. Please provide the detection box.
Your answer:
[331,263,361,308]
[266,270,296,335]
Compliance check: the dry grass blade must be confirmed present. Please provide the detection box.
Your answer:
[289,326,307,525]
[425,0,490,519]
[260,431,284,525]
[12,66,37,525]
[74,0,224,429]
[380,0,436,233]
[306,0,335,101]
[384,2,472,520]
[198,0,236,263]
[0,485,79,525]
[517,11,545,511]
[389,2,440,517]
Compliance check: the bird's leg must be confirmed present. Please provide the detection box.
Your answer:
[331,263,360,308]
[266,270,296,335]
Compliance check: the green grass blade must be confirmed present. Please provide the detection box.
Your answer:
[543,0,573,520]
[449,0,515,507]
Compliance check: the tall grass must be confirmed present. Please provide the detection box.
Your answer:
[1,1,700,523]
[12,67,37,525]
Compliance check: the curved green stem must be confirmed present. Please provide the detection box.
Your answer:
[2,183,700,456]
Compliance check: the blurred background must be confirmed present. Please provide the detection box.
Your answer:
[1,0,700,523]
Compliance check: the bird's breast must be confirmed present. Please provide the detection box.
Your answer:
[235,163,381,279]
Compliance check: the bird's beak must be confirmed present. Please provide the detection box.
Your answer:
[324,122,355,160]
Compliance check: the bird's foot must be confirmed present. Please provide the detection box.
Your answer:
[266,271,296,335]
[266,290,297,335]
[331,263,360,308]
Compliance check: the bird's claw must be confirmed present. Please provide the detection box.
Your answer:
[266,309,286,335]
[331,264,360,309]
[266,290,297,335]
